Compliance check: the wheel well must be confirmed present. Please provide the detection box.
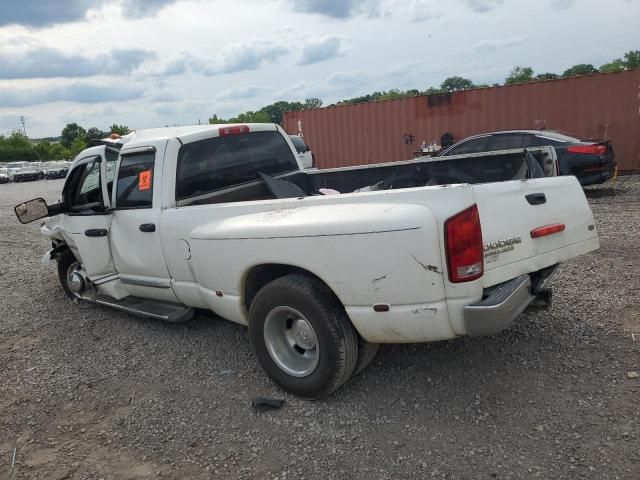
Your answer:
[243,264,342,314]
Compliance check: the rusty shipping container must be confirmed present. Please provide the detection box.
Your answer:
[283,69,640,173]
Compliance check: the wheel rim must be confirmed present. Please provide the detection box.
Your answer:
[263,306,319,378]
[66,261,83,298]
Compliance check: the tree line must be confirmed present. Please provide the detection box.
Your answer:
[208,98,323,125]
[333,50,640,105]
[0,124,129,163]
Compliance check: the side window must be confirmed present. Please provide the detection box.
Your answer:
[176,131,299,201]
[66,157,104,213]
[115,152,155,209]
[447,136,491,155]
[487,134,527,151]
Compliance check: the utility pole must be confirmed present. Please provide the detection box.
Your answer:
[20,116,27,137]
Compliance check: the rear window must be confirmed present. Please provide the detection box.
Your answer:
[176,131,298,201]
[536,131,581,144]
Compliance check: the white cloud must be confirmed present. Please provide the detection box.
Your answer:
[0,81,145,107]
[0,46,154,79]
[289,0,383,18]
[470,36,530,53]
[550,0,576,9]
[299,36,346,65]
[215,85,271,100]
[463,0,505,13]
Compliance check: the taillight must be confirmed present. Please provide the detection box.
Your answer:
[444,205,483,283]
[530,223,565,238]
[567,144,606,155]
[219,125,250,136]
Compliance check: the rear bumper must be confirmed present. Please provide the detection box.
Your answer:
[463,268,555,336]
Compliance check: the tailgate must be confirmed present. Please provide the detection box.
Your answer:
[472,176,599,287]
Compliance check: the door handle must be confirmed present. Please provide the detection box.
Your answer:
[525,193,546,205]
[85,229,108,237]
[139,223,156,232]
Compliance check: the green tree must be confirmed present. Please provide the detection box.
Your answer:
[85,127,104,142]
[623,50,640,69]
[304,97,323,109]
[34,140,52,160]
[505,66,534,85]
[562,64,598,77]
[421,86,443,95]
[69,136,87,157]
[440,76,474,92]
[0,131,38,162]
[49,143,70,160]
[61,123,86,148]
[599,59,624,73]
[535,72,559,81]
[227,110,271,123]
[109,124,129,135]
[208,114,227,124]
[260,101,305,124]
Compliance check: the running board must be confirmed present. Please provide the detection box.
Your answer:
[86,295,194,323]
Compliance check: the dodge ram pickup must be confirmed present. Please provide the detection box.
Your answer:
[15,123,600,397]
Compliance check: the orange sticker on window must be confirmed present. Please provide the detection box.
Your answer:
[139,170,152,191]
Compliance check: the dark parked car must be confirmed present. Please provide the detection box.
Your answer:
[437,130,616,186]
[13,166,44,182]
[43,161,70,179]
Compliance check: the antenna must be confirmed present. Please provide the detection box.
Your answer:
[20,116,27,136]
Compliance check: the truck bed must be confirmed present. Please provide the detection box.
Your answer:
[182,148,544,206]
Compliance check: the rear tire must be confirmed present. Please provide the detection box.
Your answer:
[56,249,81,299]
[248,274,358,398]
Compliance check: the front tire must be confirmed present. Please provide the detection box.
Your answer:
[56,249,82,299]
[248,274,358,398]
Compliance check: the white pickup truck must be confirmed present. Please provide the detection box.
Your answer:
[15,123,599,397]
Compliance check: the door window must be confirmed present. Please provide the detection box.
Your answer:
[487,134,529,151]
[65,158,105,213]
[115,152,155,209]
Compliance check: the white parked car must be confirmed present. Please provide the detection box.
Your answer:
[0,167,12,183]
[15,124,599,397]
[6,161,29,179]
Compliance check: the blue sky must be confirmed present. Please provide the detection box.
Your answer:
[0,0,637,137]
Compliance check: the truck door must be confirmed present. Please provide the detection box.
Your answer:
[60,147,117,282]
[108,140,179,302]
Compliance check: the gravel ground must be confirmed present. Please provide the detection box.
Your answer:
[1,176,639,480]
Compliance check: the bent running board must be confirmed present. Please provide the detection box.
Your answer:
[85,294,194,322]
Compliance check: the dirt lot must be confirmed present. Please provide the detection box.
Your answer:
[1,176,639,480]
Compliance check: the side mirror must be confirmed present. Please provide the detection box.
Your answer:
[15,198,49,224]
